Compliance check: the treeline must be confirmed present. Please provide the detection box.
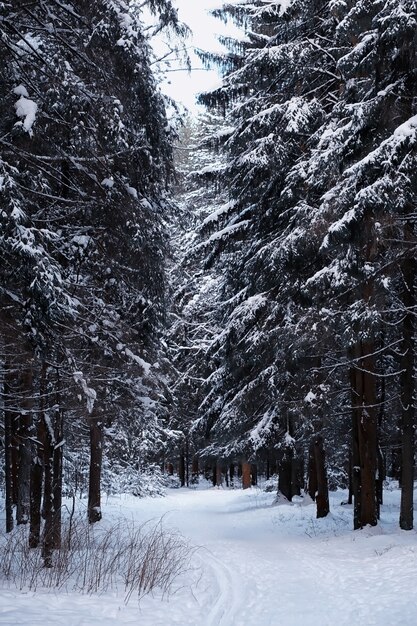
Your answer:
[0,0,187,564]
[169,0,417,529]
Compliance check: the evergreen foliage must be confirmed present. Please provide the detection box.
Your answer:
[182,0,417,522]
[0,0,186,542]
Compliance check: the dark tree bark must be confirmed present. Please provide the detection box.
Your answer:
[314,436,329,518]
[185,438,190,487]
[242,461,251,489]
[4,362,14,533]
[88,414,103,524]
[16,366,34,525]
[211,464,216,487]
[279,447,293,500]
[376,357,386,507]
[30,361,46,548]
[390,445,402,483]
[399,231,415,530]
[292,456,302,497]
[11,412,19,506]
[225,465,229,487]
[29,414,44,548]
[279,411,301,501]
[351,341,378,529]
[347,451,353,505]
[229,463,235,487]
[251,464,258,486]
[305,355,326,513]
[216,461,222,487]
[42,407,54,566]
[376,446,385,512]
[178,449,186,487]
[351,351,362,528]
[52,384,64,548]
[360,344,378,527]
[307,440,318,501]
[191,455,199,483]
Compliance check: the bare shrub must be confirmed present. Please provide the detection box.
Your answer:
[0,514,193,602]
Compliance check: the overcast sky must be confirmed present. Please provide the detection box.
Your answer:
[160,0,241,112]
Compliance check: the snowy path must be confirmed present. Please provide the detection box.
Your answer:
[1,485,417,625]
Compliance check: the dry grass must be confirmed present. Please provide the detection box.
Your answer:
[0,514,193,602]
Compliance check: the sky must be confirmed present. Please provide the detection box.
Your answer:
[159,0,242,112]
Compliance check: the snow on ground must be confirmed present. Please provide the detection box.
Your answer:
[1,483,417,625]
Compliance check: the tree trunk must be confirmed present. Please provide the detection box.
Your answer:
[229,463,235,487]
[351,341,378,529]
[216,461,222,487]
[29,414,44,548]
[185,438,190,487]
[390,445,402,483]
[242,461,251,489]
[314,436,330,518]
[88,415,103,524]
[16,367,34,526]
[376,446,385,510]
[251,464,258,486]
[350,351,362,529]
[292,456,302,497]
[11,412,19,506]
[191,455,199,483]
[52,388,64,548]
[42,379,54,568]
[30,361,46,548]
[359,343,378,526]
[279,447,293,500]
[211,465,216,486]
[377,357,386,507]
[399,233,415,530]
[4,363,14,533]
[307,440,318,501]
[347,451,353,505]
[178,449,186,487]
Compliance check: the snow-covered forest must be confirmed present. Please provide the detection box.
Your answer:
[1,0,417,623]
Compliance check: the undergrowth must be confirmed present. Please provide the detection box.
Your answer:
[0,514,192,603]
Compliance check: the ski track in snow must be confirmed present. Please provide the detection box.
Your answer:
[201,548,237,626]
[1,485,417,625]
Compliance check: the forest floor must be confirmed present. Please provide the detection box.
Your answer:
[1,482,417,625]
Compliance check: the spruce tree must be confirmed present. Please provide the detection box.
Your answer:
[0,0,185,542]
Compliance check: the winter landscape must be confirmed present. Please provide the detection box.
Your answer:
[2,483,417,625]
[1,0,417,624]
